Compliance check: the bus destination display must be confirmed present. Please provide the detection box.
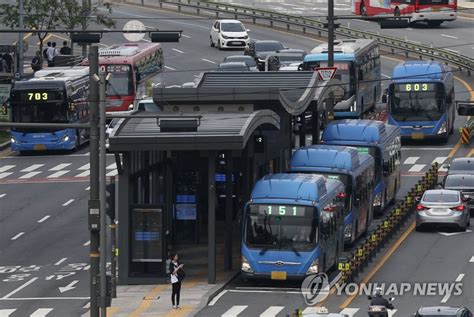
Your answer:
[395,83,435,92]
[257,205,310,217]
[14,90,62,102]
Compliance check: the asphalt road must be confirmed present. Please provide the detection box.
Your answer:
[0,1,473,316]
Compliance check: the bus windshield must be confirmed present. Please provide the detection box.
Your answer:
[389,82,445,122]
[244,204,318,252]
[105,64,134,97]
[302,61,355,99]
[12,102,68,124]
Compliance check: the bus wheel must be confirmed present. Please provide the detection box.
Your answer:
[449,123,454,135]
[394,7,401,17]
[360,3,367,16]
[428,21,443,27]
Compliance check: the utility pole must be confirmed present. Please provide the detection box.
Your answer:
[326,0,335,123]
[18,0,24,77]
[99,71,108,317]
[89,45,100,317]
[81,0,89,57]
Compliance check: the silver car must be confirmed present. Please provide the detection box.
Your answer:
[416,189,470,231]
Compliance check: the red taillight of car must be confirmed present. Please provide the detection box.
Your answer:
[337,192,346,199]
[416,204,428,211]
[450,205,465,212]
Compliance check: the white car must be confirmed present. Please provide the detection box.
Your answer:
[210,19,249,49]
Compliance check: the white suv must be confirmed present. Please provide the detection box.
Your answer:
[210,19,249,49]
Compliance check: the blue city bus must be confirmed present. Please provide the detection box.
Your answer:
[322,120,401,215]
[289,145,375,246]
[9,67,90,153]
[241,173,345,280]
[302,39,381,118]
[386,61,455,142]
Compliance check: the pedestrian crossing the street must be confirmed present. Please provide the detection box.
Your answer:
[0,308,53,317]
[0,161,117,181]
[217,305,400,316]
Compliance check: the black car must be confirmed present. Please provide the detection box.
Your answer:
[244,40,285,71]
[415,306,473,317]
[443,174,474,214]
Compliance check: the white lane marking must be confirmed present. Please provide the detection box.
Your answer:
[432,157,448,165]
[85,186,90,191]
[106,163,117,170]
[62,199,74,206]
[75,170,90,177]
[0,165,15,172]
[47,170,70,178]
[54,258,68,266]
[441,34,458,39]
[202,58,216,64]
[354,19,370,23]
[83,265,91,270]
[339,308,360,317]
[165,66,176,71]
[83,302,90,309]
[455,273,465,282]
[0,172,13,179]
[260,306,285,316]
[438,165,449,172]
[83,240,91,246]
[30,308,54,316]
[2,277,39,298]
[0,296,89,300]
[78,163,90,170]
[470,256,474,262]
[403,156,419,164]
[49,163,71,171]
[445,48,459,53]
[382,73,390,78]
[182,34,190,38]
[208,290,228,306]
[388,310,397,317]
[37,215,50,223]
[11,232,25,240]
[19,171,42,179]
[408,164,425,172]
[407,27,414,30]
[21,164,44,172]
[402,147,452,150]
[141,38,151,42]
[172,48,184,54]
[228,289,301,294]
[106,170,118,177]
[0,309,16,316]
[222,305,248,317]
[0,194,6,198]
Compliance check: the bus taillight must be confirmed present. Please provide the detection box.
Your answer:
[415,0,419,12]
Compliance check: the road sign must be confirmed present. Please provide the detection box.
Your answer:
[315,67,337,81]
[122,20,146,42]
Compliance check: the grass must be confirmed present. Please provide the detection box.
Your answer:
[0,130,9,144]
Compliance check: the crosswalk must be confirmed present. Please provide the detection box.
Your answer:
[0,162,117,180]
[403,155,450,173]
[0,308,53,317]
[217,305,399,316]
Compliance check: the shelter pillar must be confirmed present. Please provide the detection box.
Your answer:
[224,150,233,270]
[208,150,217,284]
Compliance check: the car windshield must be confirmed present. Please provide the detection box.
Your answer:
[255,42,284,52]
[445,176,474,188]
[450,160,473,171]
[244,204,318,252]
[221,22,245,32]
[423,193,459,203]
[389,82,445,122]
[224,56,256,67]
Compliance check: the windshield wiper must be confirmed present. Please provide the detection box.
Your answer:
[259,246,270,255]
[289,242,301,257]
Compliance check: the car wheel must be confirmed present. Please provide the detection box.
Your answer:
[415,225,423,232]
[217,40,222,50]
[210,36,214,47]
[467,217,470,227]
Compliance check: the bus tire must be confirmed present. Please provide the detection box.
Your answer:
[360,3,367,16]
[449,123,454,135]
[74,132,81,151]
[394,7,401,17]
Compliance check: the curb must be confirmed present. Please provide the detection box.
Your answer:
[0,141,10,151]
[195,271,240,313]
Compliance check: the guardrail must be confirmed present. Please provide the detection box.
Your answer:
[336,163,438,286]
[144,0,474,74]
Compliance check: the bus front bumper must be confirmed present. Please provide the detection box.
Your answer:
[411,11,457,22]
[241,270,309,281]
[10,135,76,151]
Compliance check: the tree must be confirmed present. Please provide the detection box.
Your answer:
[0,0,115,66]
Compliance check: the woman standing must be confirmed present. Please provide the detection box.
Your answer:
[169,253,184,309]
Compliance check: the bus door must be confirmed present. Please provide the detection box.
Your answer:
[354,174,370,236]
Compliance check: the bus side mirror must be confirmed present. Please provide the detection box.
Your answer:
[358,69,364,81]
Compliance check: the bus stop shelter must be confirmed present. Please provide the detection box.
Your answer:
[109,72,321,284]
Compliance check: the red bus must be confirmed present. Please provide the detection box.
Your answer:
[352,0,457,26]
[83,43,164,112]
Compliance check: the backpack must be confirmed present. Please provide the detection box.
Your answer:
[177,268,185,282]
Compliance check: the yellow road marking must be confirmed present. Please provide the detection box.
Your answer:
[36,33,54,46]
[339,221,416,308]
[448,139,462,158]
[468,148,474,157]
[101,307,119,315]
[128,285,166,317]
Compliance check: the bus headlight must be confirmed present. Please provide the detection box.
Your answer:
[344,223,353,239]
[10,136,16,144]
[241,256,253,273]
[62,135,70,142]
[372,193,382,207]
[307,258,319,274]
[437,122,447,135]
